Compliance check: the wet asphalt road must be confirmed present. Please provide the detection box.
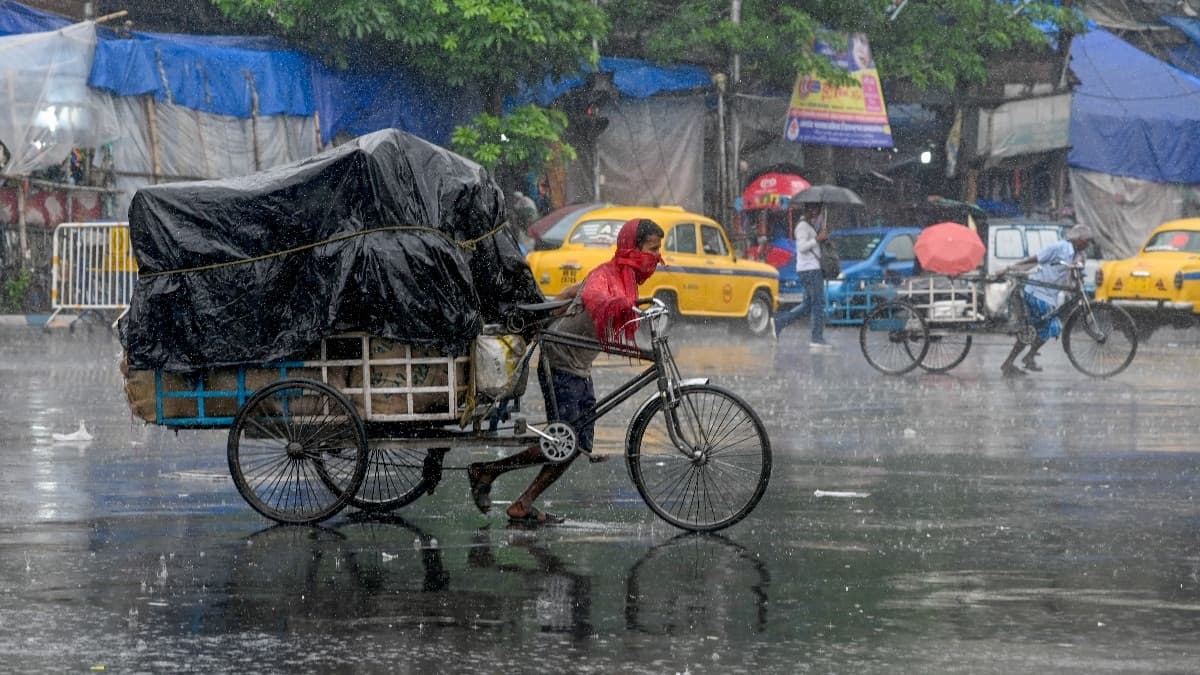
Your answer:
[2,320,1199,673]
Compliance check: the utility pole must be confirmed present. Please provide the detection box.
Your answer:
[728,0,742,228]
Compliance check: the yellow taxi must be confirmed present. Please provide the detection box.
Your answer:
[1095,218,1200,333]
[525,205,779,335]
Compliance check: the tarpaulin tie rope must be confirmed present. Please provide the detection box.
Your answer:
[138,221,512,279]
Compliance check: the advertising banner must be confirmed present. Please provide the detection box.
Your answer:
[783,33,893,148]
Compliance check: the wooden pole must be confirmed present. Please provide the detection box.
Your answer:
[145,96,160,184]
[247,72,261,171]
[93,10,129,24]
[16,177,28,271]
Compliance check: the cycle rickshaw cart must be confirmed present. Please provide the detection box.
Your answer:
[119,130,770,533]
[857,263,1139,378]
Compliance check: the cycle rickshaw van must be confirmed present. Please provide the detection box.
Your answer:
[118,128,773,531]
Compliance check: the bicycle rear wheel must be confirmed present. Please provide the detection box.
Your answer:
[1063,303,1138,378]
[227,378,368,524]
[323,446,433,513]
[626,384,771,532]
[860,302,928,375]
[913,331,972,373]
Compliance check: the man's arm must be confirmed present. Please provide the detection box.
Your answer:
[794,221,819,253]
[557,282,583,300]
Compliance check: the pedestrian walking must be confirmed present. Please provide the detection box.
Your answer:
[773,202,832,351]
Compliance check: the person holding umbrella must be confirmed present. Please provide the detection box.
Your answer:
[996,224,1094,376]
[772,202,832,351]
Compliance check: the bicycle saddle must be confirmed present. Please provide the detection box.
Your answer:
[515,299,572,314]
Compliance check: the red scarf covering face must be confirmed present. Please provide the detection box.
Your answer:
[581,218,664,345]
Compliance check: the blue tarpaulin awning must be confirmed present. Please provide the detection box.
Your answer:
[1069,27,1200,184]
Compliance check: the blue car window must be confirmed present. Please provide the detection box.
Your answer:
[832,234,883,260]
[883,235,915,261]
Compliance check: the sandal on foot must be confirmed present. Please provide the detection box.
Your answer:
[507,506,565,526]
[467,464,492,514]
[1001,365,1027,377]
[1022,360,1043,372]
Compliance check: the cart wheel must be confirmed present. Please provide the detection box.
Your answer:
[345,447,438,513]
[1063,303,1138,378]
[626,384,771,532]
[859,302,928,375]
[227,378,368,524]
[912,331,972,373]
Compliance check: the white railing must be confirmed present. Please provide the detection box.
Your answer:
[49,222,137,327]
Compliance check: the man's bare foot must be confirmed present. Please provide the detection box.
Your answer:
[506,504,565,525]
[467,464,493,514]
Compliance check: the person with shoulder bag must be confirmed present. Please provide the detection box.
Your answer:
[772,202,832,351]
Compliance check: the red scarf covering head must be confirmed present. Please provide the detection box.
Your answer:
[581,218,664,346]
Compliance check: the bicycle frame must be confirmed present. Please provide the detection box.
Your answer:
[1011,265,1097,335]
[530,308,706,460]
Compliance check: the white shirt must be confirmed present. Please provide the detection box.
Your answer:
[793,218,821,272]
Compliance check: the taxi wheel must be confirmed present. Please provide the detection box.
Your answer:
[744,290,773,336]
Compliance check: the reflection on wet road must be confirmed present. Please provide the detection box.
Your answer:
[1,323,1199,673]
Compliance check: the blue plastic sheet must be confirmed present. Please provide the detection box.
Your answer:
[510,56,710,109]
[90,32,314,117]
[0,1,68,35]
[1069,28,1200,184]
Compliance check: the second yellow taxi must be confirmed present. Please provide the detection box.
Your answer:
[1095,217,1200,335]
[525,205,779,335]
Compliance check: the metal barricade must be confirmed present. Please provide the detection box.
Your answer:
[48,222,137,328]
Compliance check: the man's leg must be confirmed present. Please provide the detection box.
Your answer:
[774,296,810,335]
[1022,338,1047,371]
[1000,339,1027,375]
[506,457,577,521]
[805,271,827,344]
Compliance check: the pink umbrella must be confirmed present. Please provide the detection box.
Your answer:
[915,221,985,275]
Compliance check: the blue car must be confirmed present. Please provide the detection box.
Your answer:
[774,226,922,323]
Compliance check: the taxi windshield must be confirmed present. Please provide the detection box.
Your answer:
[569,219,626,246]
[1144,230,1200,253]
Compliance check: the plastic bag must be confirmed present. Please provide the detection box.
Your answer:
[474,334,528,400]
[984,279,1016,318]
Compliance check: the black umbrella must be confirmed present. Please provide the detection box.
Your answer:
[790,184,864,205]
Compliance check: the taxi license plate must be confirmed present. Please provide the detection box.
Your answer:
[559,267,580,285]
[1129,277,1150,292]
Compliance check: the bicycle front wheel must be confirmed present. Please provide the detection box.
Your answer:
[626,384,771,532]
[1063,303,1138,378]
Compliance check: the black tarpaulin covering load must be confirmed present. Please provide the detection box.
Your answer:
[119,128,542,372]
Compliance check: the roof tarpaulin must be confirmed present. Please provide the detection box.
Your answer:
[1069,28,1200,183]
[511,56,710,108]
[119,128,542,372]
[90,32,314,117]
[0,0,67,35]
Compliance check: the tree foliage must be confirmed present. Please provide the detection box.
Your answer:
[450,105,575,181]
[606,0,1083,93]
[212,0,607,110]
